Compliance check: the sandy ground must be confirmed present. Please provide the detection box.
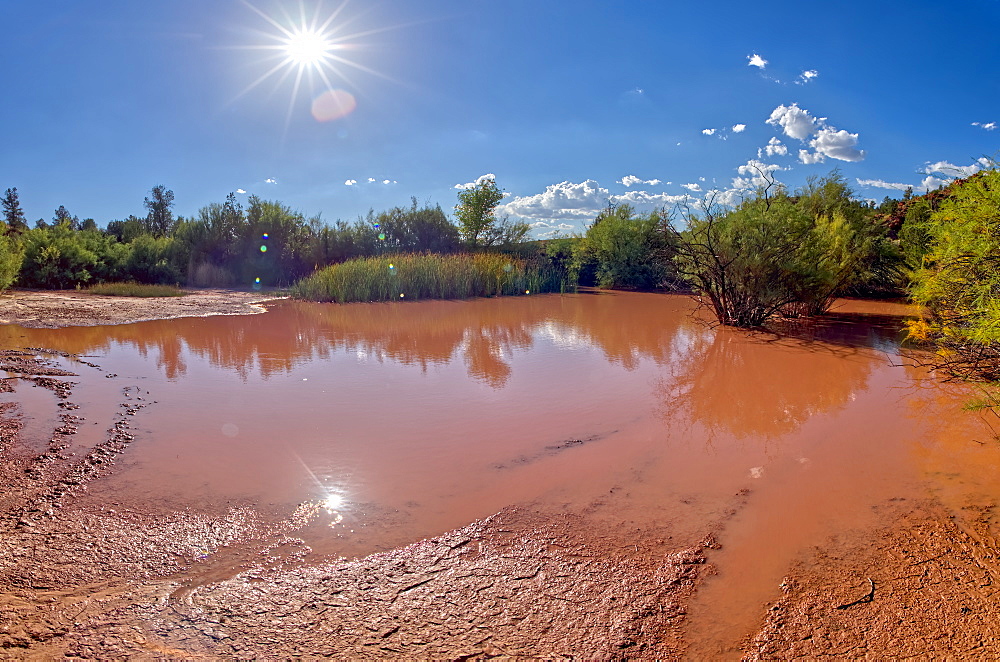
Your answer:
[2,289,1000,659]
[0,288,281,328]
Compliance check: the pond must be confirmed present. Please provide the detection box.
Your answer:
[2,290,998,653]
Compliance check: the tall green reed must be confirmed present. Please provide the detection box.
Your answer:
[291,253,561,303]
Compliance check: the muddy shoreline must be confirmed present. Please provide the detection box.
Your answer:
[0,288,282,328]
[2,290,999,658]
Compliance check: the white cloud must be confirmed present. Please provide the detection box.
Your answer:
[924,158,990,178]
[972,121,997,131]
[767,103,865,162]
[616,190,690,206]
[747,53,767,69]
[499,180,608,220]
[709,188,749,208]
[345,180,357,186]
[499,179,692,227]
[810,128,865,162]
[454,173,496,190]
[732,159,784,189]
[681,183,702,192]
[856,179,912,192]
[766,103,816,140]
[798,149,826,164]
[236,188,246,194]
[702,128,716,136]
[921,175,951,191]
[383,179,397,185]
[797,70,819,84]
[265,178,277,184]
[368,177,376,183]
[760,137,788,158]
[620,175,662,187]
[732,124,746,133]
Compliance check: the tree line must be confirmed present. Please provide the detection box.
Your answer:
[0,179,529,291]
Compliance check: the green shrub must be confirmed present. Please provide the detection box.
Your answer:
[907,167,1000,381]
[583,205,675,289]
[0,233,23,291]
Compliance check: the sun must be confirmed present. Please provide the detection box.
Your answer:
[233,1,392,127]
[283,28,333,66]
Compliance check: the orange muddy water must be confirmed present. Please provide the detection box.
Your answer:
[2,290,997,656]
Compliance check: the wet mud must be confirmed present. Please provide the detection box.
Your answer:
[2,292,1000,658]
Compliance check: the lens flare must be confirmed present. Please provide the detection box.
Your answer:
[378,233,386,241]
[311,89,357,122]
[260,245,268,253]
[262,233,269,239]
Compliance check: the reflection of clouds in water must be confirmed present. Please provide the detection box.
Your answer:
[537,320,591,350]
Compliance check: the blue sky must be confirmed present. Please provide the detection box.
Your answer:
[2,0,998,236]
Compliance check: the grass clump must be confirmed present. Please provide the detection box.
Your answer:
[86,282,185,297]
[291,252,560,303]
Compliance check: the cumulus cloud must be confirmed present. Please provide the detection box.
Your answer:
[920,175,951,191]
[620,175,662,187]
[924,158,991,178]
[798,149,826,164]
[265,178,277,184]
[368,177,376,183]
[856,179,913,192]
[616,190,690,206]
[454,173,497,190]
[702,128,716,136]
[345,180,357,186]
[766,103,816,140]
[747,53,767,69]
[797,70,819,84]
[732,159,784,189]
[236,188,246,194]
[809,127,865,162]
[732,124,746,133]
[383,179,397,185]
[499,180,608,220]
[767,103,865,163]
[972,121,997,130]
[681,183,702,192]
[759,137,788,158]
[498,180,692,229]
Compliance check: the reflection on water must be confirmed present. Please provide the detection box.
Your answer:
[3,292,998,653]
[0,292,682,387]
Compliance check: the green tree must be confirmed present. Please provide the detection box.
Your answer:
[672,191,814,327]
[0,233,23,291]
[53,205,78,229]
[2,188,29,235]
[105,215,147,243]
[583,204,675,289]
[144,185,175,237]
[374,198,460,254]
[908,167,1000,381]
[455,176,506,249]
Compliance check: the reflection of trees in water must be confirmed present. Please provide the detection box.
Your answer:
[661,323,880,442]
[0,292,693,389]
